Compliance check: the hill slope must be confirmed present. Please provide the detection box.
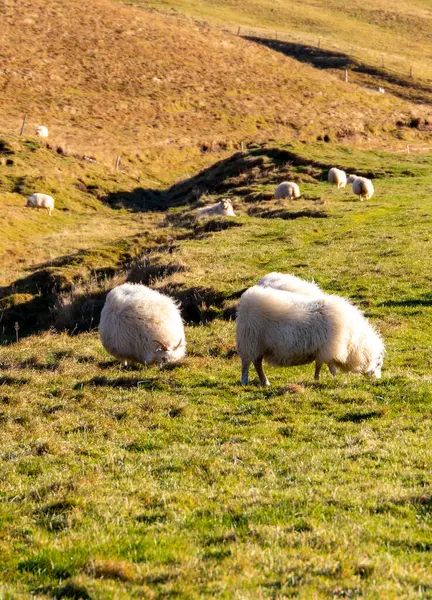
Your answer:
[124,0,432,81]
[0,0,429,179]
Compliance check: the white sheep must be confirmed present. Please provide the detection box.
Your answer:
[274,181,301,200]
[26,193,55,216]
[347,174,357,184]
[352,176,374,201]
[236,285,384,386]
[257,272,323,298]
[35,125,49,138]
[99,283,186,366]
[196,199,236,218]
[328,167,347,188]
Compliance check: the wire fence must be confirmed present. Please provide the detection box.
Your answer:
[234,25,432,85]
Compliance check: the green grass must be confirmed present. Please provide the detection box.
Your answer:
[0,143,431,598]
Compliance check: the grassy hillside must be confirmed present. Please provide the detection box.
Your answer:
[124,0,432,81]
[1,0,430,181]
[1,141,431,597]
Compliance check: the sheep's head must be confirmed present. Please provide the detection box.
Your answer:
[365,348,384,379]
[153,338,186,364]
[221,199,235,216]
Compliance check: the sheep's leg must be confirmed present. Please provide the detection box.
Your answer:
[314,361,322,381]
[241,360,250,385]
[254,357,270,387]
[328,362,337,377]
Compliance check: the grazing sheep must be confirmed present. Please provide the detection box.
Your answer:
[274,181,301,200]
[99,283,186,366]
[35,125,49,138]
[236,285,384,386]
[26,193,55,216]
[347,174,357,184]
[328,167,347,188]
[196,199,236,218]
[258,272,323,298]
[352,176,374,201]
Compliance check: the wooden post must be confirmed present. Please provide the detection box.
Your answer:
[115,155,121,170]
[14,322,19,343]
[241,141,244,152]
[409,66,413,78]
[344,69,348,83]
[318,38,321,49]
[275,31,278,40]
[237,26,240,35]
[406,144,410,154]
[20,115,27,136]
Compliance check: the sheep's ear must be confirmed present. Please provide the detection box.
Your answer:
[153,339,169,352]
[173,338,183,351]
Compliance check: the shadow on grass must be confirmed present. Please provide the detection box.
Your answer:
[248,207,328,220]
[380,296,432,307]
[338,410,383,423]
[74,376,165,390]
[245,36,432,105]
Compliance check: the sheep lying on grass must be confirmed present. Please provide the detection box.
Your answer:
[26,193,55,216]
[196,199,235,218]
[274,181,300,200]
[99,283,186,366]
[236,285,384,386]
[352,176,374,201]
[258,272,323,298]
[328,167,347,188]
[35,125,49,138]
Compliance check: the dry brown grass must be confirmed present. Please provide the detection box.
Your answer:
[1,0,429,177]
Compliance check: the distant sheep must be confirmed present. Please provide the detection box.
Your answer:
[236,285,384,385]
[274,181,301,200]
[258,272,323,298]
[196,199,236,218]
[328,167,347,189]
[35,125,49,138]
[99,283,186,366]
[26,193,55,216]
[352,176,374,201]
[347,174,357,184]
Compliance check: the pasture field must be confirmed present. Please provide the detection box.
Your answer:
[124,0,432,81]
[0,141,431,598]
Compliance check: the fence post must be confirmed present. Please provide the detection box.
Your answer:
[318,38,321,49]
[115,155,121,170]
[406,144,410,154]
[237,26,240,35]
[275,31,278,40]
[409,66,413,78]
[20,115,27,136]
[241,141,244,152]
[344,69,348,83]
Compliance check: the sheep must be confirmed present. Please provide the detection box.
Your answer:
[26,193,55,216]
[196,199,236,218]
[328,167,347,189]
[257,272,323,298]
[99,283,186,366]
[274,181,301,200]
[352,176,374,201]
[236,285,384,386]
[347,174,357,184]
[35,125,49,138]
